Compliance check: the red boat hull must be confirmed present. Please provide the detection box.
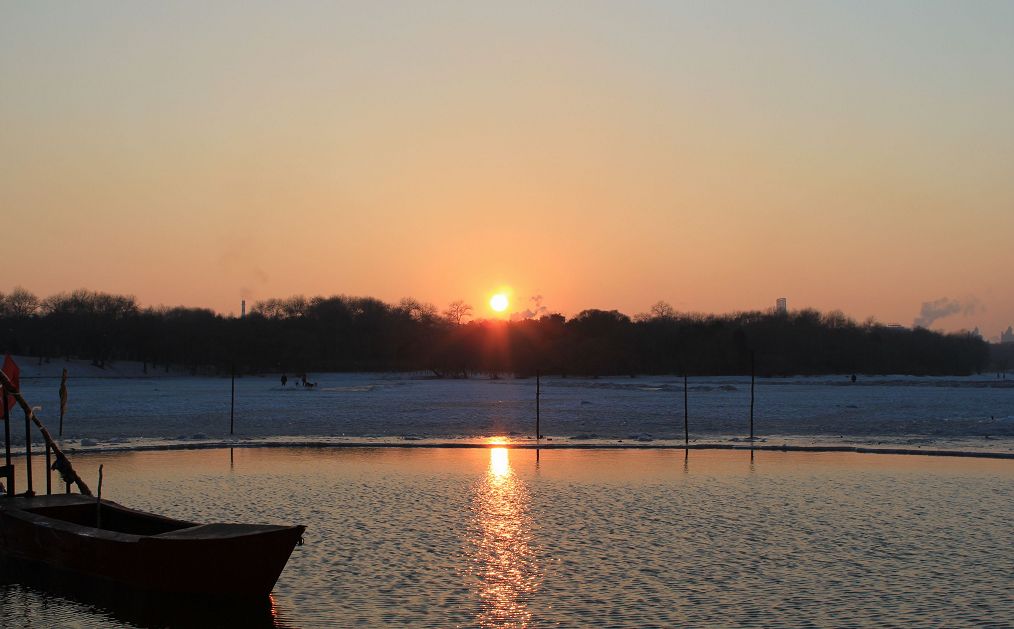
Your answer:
[0,494,304,598]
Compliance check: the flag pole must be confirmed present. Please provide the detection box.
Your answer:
[2,385,12,495]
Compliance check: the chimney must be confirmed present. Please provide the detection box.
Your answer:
[241,300,246,319]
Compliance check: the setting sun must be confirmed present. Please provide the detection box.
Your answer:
[490,294,509,312]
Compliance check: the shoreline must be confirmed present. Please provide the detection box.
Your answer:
[37,439,1014,460]
[7,356,1011,383]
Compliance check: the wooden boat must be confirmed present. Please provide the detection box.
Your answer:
[0,365,305,601]
[0,493,305,598]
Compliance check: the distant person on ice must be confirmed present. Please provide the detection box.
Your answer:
[281,374,288,387]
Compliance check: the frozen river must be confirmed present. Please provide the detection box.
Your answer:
[12,370,1014,454]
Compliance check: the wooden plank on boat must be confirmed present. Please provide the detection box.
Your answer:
[154,523,299,540]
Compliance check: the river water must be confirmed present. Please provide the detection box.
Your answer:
[2,447,1011,627]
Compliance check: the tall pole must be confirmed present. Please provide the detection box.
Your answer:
[96,464,103,528]
[535,370,541,440]
[24,406,33,496]
[2,387,12,495]
[683,373,689,446]
[749,350,755,442]
[230,364,236,436]
[45,443,52,495]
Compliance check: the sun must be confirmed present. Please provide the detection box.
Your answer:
[490,293,509,312]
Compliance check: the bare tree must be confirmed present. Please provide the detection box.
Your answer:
[251,298,284,318]
[251,295,309,319]
[398,297,439,322]
[649,301,676,320]
[443,300,473,325]
[2,286,40,317]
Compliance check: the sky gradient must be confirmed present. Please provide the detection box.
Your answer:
[2,2,1013,338]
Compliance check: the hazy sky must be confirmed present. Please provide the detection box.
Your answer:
[2,2,1012,337]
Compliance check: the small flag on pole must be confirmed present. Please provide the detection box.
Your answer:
[59,368,68,436]
[2,354,19,411]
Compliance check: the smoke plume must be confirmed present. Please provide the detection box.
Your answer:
[511,294,550,322]
[913,297,981,328]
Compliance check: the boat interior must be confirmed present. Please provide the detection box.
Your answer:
[22,500,195,536]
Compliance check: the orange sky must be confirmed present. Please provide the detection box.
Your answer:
[2,3,1012,338]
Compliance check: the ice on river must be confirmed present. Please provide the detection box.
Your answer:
[9,356,1013,454]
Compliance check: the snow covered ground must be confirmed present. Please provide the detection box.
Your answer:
[7,356,1013,454]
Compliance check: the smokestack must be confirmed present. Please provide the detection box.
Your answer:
[241,300,246,319]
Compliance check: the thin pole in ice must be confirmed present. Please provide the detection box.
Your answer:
[230,364,236,436]
[749,350,756,442]
[683,372,689,446]
[535,370,541,440]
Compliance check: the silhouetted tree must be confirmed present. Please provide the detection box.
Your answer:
[443,300,473,325]
[1,286,40,318]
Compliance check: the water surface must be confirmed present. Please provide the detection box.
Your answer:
[3,447,1012,627]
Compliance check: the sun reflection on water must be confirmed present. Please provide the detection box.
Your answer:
[469,447,541,628]
[490,447,510,479]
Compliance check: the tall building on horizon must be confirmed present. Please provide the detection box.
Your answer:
[776,297,787,315]
[1002,326,1014,344]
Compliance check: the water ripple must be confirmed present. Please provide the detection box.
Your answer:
[2,448,1011,627]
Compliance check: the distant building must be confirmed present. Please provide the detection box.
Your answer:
[1002,326,1014,344]
[775,297,787,314]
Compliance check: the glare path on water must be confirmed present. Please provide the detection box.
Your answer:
[469,446,541,627]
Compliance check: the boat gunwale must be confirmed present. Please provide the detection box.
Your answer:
[1,495,304,542]
[1,496,193,542]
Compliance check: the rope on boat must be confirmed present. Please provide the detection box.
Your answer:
[0,369,92,496]
[51,451,76,486]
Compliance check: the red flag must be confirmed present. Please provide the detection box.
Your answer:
[2,354,19,413]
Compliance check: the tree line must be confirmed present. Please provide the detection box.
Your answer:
[0,287,994,377]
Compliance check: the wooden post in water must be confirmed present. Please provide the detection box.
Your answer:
[2,387,12,495]
[749,350,756,442]
[96,465,104,528]
[45,443,52,495]
[683,373,689,446]
[24,407,33,496]
[230,364,236,436]
[535,370,541,440]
